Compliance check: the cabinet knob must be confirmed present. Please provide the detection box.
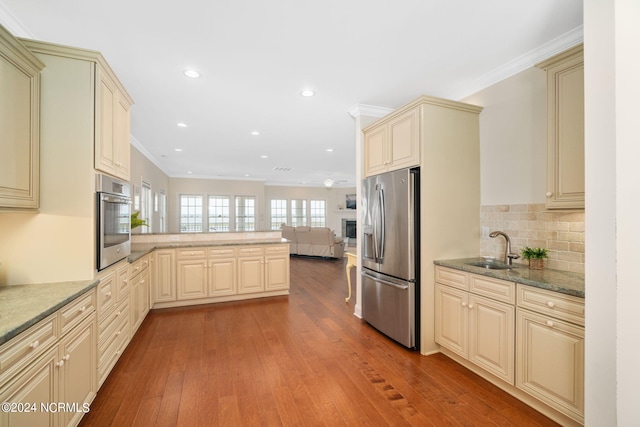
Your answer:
[546,301,555,308]
[461,302,467,307]
[546,320,554,327]
[29,340,39,349]
[56,360,65,367]
[106,291,112,297]
[468,304,474,310]
[79,306,86,312]
[546,192,553,197]
[64,354,70,361]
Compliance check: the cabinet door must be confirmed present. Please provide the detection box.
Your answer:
[237,256,264,294]
[388,107,420,171]
[363,124,388,177]
[0,345,59,427]
[177,259,208,300]
[468,294,515,384]
[153,250,176,303]
[0,29,43,209]
[115,94,131,180]
[264,255,289,291]
[95,67,117,176]
[131,269,150,333]
[516,309,584,422]
[59,316,96,427]
[541,46,584,210]
[208,258,237,297]
[434,284,468,358]
[116,263,130,302]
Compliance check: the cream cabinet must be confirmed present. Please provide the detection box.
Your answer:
[537,45,584,210]
[151,249,177,303]
[435,267,515,384]
[95,67,132,180]
[516,284,584,424]
[96,261,131,387]
[20,39,133,182]
[0,289,97,427]
[363,107,420,177]
[152,243,290,309]
[130,255,150,335]
[0,25,44,209]
[208,248,237,297]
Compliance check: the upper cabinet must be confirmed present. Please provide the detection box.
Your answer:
[537,45,584,210]
[20,38,134,182]
[363,107,420,177]
[0,25,45,209]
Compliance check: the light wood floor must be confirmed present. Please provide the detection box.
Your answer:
[80,256,558,426]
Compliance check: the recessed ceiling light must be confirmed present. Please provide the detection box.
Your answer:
[244,174,250,177]
[300,89,315,97]
[187,171,192,174]
[174,148,183,152]
[184,69,200,78]
[326,148,334,152]
[177,122,187,128]
[251,131,260,136]
[260,155,268,158]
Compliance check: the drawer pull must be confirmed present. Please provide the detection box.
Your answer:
[546,301,555,308]
[546,320,554,327]
[468,304,474,310]
[29,340,40,349]
[63,354,70,361]
[116,311,121,316]
[56,360,64,367]
[79,306,86,313]
[105,291,112,297]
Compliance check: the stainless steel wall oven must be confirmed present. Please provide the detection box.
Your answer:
[96,174,131,271]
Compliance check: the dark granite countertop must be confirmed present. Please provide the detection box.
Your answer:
[0,279,99,346]
[129,238,290,262]
[434,258,585,298]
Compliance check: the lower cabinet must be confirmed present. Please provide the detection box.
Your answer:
[435,272,515,384]
[130,255,150,335]
[155,243,290,309]
[0,290,97,427]
[435,266,585,426]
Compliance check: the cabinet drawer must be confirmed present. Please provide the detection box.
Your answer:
[517,284,584,326]
[117,264,130,301]
[177,248,207,259]
[98,300,130,346]
[59,290,96,336]
[470,274,515,304]
[0,313,58,381]
[209,247,236,257]
[238,246,264,256]
[435,266,469,290]
[98,312,130,386]
[265,244,289,254]
[130,255,149,277]
[97,271,116,319]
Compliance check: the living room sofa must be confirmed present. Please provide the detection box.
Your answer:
[281,225,345,259]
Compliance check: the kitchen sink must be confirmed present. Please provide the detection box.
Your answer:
[466,261,516,270]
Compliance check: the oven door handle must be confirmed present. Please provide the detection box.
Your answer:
[100,193,131,204]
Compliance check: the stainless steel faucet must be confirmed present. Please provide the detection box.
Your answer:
[489,231,520,265]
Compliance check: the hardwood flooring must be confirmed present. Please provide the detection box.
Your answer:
[80,256,558,426]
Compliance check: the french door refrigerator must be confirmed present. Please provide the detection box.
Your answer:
[361,167,419,349]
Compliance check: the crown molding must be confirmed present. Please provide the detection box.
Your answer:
[449,25,584,100]
[348,104,394,119]
[129,135,172,177]
[0,3,35,38]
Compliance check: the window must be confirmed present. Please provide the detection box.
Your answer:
[270,199,287,230]
[290,199,307,226]
[158,190,167,233]
[310,200,326,227]
[208,196,230,231]
[180,195,203,232]
[235,196,255,231]
[140,181,152,233]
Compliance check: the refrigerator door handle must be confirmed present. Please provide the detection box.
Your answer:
[378,187,385,261]
[362,271,409,290]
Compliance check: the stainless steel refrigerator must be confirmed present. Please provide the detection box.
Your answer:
[361,167,419,349]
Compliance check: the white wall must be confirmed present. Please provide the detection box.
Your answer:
[463,67,547,205]
[584,0,640,424]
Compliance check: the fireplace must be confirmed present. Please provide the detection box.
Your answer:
[342,219,357,239]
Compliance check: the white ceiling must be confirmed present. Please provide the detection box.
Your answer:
[0,0,583,188]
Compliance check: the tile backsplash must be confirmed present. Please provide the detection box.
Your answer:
[480,204,584,273]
